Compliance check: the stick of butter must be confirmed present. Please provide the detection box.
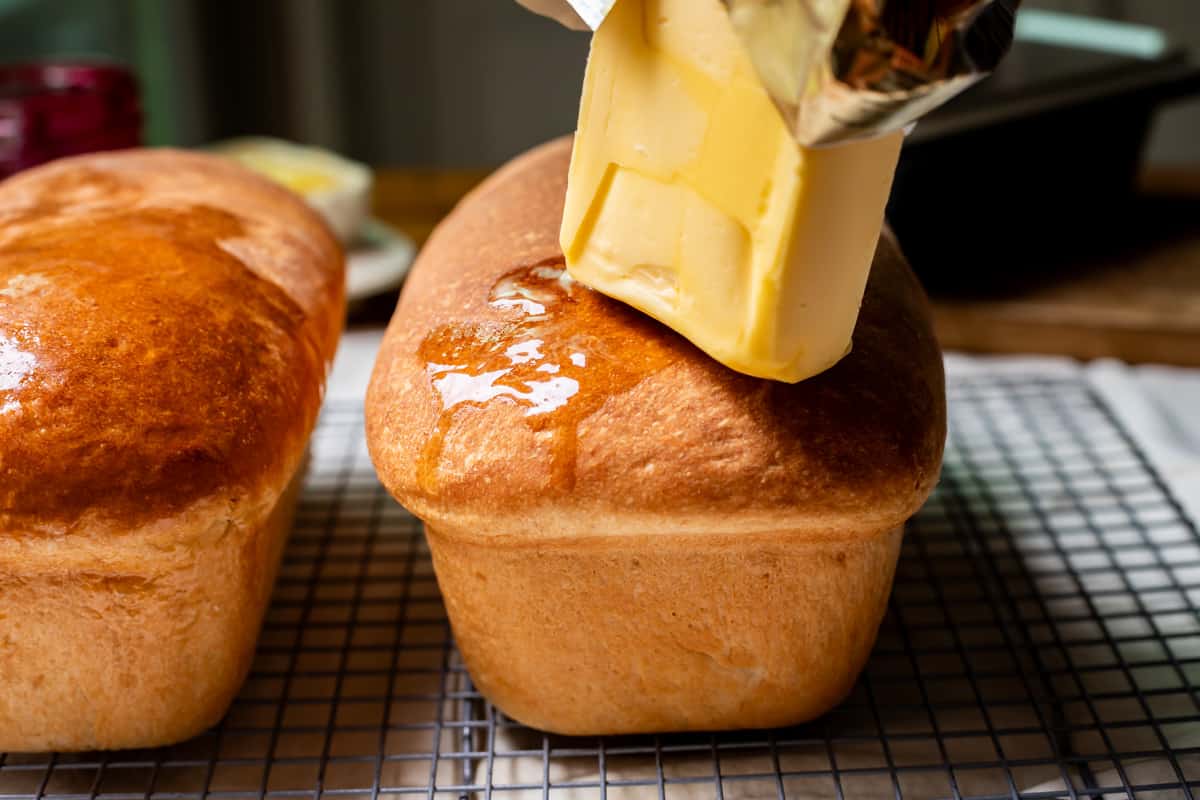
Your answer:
[560,0,904,383]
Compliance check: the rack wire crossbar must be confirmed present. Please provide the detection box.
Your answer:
[2,373,1198,799]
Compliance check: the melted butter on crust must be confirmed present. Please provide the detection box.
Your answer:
[417,259,684,494]
[0,201,321,530]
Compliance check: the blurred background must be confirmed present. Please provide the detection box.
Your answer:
[2,0,1199,363]
[1,0,1197,166]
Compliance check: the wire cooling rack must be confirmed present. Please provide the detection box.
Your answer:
[1,373,1198,800]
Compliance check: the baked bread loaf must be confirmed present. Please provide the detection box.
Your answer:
[366,137,944,734]
[0,150,344,751]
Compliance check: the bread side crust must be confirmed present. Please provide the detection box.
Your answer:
[0,468,301,752]
[428,522,903,734]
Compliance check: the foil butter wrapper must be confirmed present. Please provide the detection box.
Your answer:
[530,0,1019,147]
[727,0,1021,146]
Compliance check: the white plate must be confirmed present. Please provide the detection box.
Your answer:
[207,137,373,244]
[346,218,416,303]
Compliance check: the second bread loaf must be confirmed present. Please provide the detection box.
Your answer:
[0,150,345,751]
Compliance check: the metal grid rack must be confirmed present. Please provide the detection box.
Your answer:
[1,373,1198,799]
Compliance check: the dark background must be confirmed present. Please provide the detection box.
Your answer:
[1,0,1197,168]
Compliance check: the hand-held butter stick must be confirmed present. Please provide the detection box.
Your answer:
[363,0,1003,738]
[560,0,904,383]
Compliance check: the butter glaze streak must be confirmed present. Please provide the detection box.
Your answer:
[416,259,681,494]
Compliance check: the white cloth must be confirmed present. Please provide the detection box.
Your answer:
[945,354,1200,527]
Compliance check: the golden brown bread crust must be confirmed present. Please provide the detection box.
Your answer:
[0,150,344,750]
[366,137,945,734]
[366,137,945,538]
[0,149,343,535]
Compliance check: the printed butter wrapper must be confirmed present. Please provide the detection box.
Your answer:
[531,0,1019,147]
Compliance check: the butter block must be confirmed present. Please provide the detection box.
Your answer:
[560,0,903,382]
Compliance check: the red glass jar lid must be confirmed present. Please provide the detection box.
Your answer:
[0,61,143,178]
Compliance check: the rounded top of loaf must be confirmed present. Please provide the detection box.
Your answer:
[366,138,945,539]
[0,149,344,536]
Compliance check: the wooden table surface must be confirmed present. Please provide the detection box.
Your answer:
[368,167,1200,367]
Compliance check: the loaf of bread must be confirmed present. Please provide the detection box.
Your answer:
[0,150,344,751]
[366,137,945,734]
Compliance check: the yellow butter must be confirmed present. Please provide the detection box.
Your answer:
[560,0,903,383]
[224,152,339,195]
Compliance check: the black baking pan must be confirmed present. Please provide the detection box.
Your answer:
[887,29,1200,293]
